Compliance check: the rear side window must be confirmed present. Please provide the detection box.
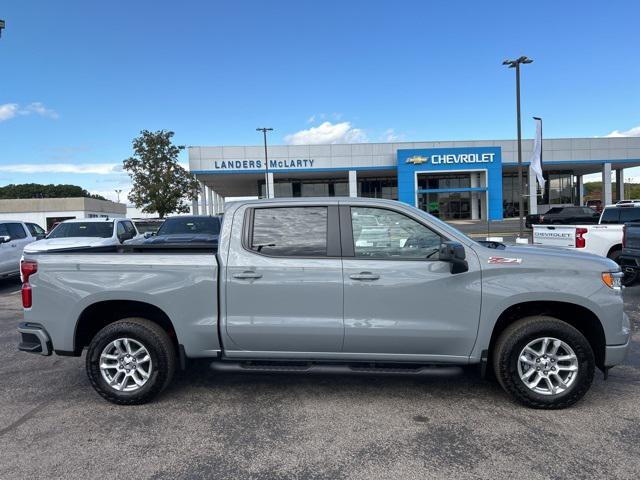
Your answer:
[6,223,27,239]
[619,208,640,223]
[250,207,327,257]
[600,209,620,224]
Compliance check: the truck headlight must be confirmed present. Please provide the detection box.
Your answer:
[602,271,623,290]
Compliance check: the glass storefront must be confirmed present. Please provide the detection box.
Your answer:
[544,171,574,205]
[502,173,529,218]
[357,176,397,199]
[259,178,349,198]
[418,191,472,219]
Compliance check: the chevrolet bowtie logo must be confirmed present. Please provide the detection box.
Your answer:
[406,155,429,165]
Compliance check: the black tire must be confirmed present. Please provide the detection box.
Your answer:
[493,316,594,409]
[86,317,176,405]
[608,250,638,286]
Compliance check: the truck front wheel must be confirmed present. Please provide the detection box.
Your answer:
[86,317,176,405]
[493,316,595,409]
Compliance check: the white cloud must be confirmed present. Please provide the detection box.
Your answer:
[0,103,20,121]
[0,163,122,175]
[285,121,367,145]
[0,102,59,122]
[606,125,640,138]
[383,128,405,142]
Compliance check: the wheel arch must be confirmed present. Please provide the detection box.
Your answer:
[606,243,622,258]
[488,301,606,371]
[74,300,178,355]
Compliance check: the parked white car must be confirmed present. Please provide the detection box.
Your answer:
[24,217,141,254]
[0,220,45,278]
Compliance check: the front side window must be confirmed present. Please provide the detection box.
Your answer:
[48,222,115,238]
[351,207,441,259]
[251,207,327,257]
[26,223,45,236]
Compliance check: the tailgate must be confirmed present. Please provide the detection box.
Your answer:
[532,225,576,247]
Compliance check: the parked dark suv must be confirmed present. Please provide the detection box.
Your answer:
[526,206,600,228]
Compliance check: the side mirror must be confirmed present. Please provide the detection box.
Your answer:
[439,241,469,274]
[0,235,10,244]
[143,232,155,239]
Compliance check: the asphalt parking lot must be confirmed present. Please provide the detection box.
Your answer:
[1,278,639,480]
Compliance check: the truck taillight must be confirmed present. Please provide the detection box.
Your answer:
[21,260,38,283]
[20,260,37,309]
[575,228,588,248]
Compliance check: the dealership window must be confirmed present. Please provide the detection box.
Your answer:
[502,173,529,217]
[416,173,471,190]
[357,177,397,200]
[544,172,574,205]
[250,207,328,256]
[350,207,441,259]
[259,178,349,198]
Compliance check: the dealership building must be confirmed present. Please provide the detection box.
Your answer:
[189,136,640,221]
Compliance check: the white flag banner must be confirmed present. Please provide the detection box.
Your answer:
[530,118,545,189]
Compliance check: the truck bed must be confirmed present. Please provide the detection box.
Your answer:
[23,249,220,358]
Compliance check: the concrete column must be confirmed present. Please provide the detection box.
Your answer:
[528,165,538,215]
[206,188,214,216]
[192,198,198,215]
[602,163,612,206]
[217,194,225,214]
[470,173,480,220]
[348,170,358,198]
[199,182,207,215]
[615,168,624,202]
[267,172,275,199]
[577,175,584,206]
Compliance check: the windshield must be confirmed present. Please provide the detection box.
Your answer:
[48,222,114,239]
[157,217,221,236]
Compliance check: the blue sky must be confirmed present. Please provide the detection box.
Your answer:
[1,0,638,201]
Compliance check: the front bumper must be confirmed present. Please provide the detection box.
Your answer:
[605,339,630,367]
[18,322,52,356]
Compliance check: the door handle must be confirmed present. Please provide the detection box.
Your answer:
[233,271,263,280]
[349,272,380,281]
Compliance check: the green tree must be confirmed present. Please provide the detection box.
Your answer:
[0,183,106,200]
[123,130,200,218]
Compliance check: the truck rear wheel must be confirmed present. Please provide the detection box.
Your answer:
[86,317,176,405]
[493,316,594,409]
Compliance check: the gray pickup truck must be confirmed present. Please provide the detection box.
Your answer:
[18,198,630,409]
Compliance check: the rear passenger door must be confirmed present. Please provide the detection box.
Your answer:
[224,205,344,355]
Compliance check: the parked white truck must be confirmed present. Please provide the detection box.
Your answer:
[532,204,640,284]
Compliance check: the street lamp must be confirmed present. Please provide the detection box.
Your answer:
[115,189,122,203]
[256,127,273,199]
[503,56,533,238]
[0,20,5,38]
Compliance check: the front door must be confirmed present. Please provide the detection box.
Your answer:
[224,205,344,355]
[1,223,31,275]
[341,205,482,359]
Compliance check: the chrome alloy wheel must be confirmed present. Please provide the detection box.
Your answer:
[99,338,152,392]
[517,337,579,396]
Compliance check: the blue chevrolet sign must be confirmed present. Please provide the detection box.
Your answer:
[397,147,503,221]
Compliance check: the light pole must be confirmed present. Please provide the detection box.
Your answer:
[115,189,122,203]
[256,127,273,199]
[503,56,533,238]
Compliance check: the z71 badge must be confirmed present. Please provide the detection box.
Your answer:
[488,256,522,264]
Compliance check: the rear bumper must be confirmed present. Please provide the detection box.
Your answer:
[18,322,52,356]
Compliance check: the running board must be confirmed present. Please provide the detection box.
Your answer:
[210,361,462,377]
